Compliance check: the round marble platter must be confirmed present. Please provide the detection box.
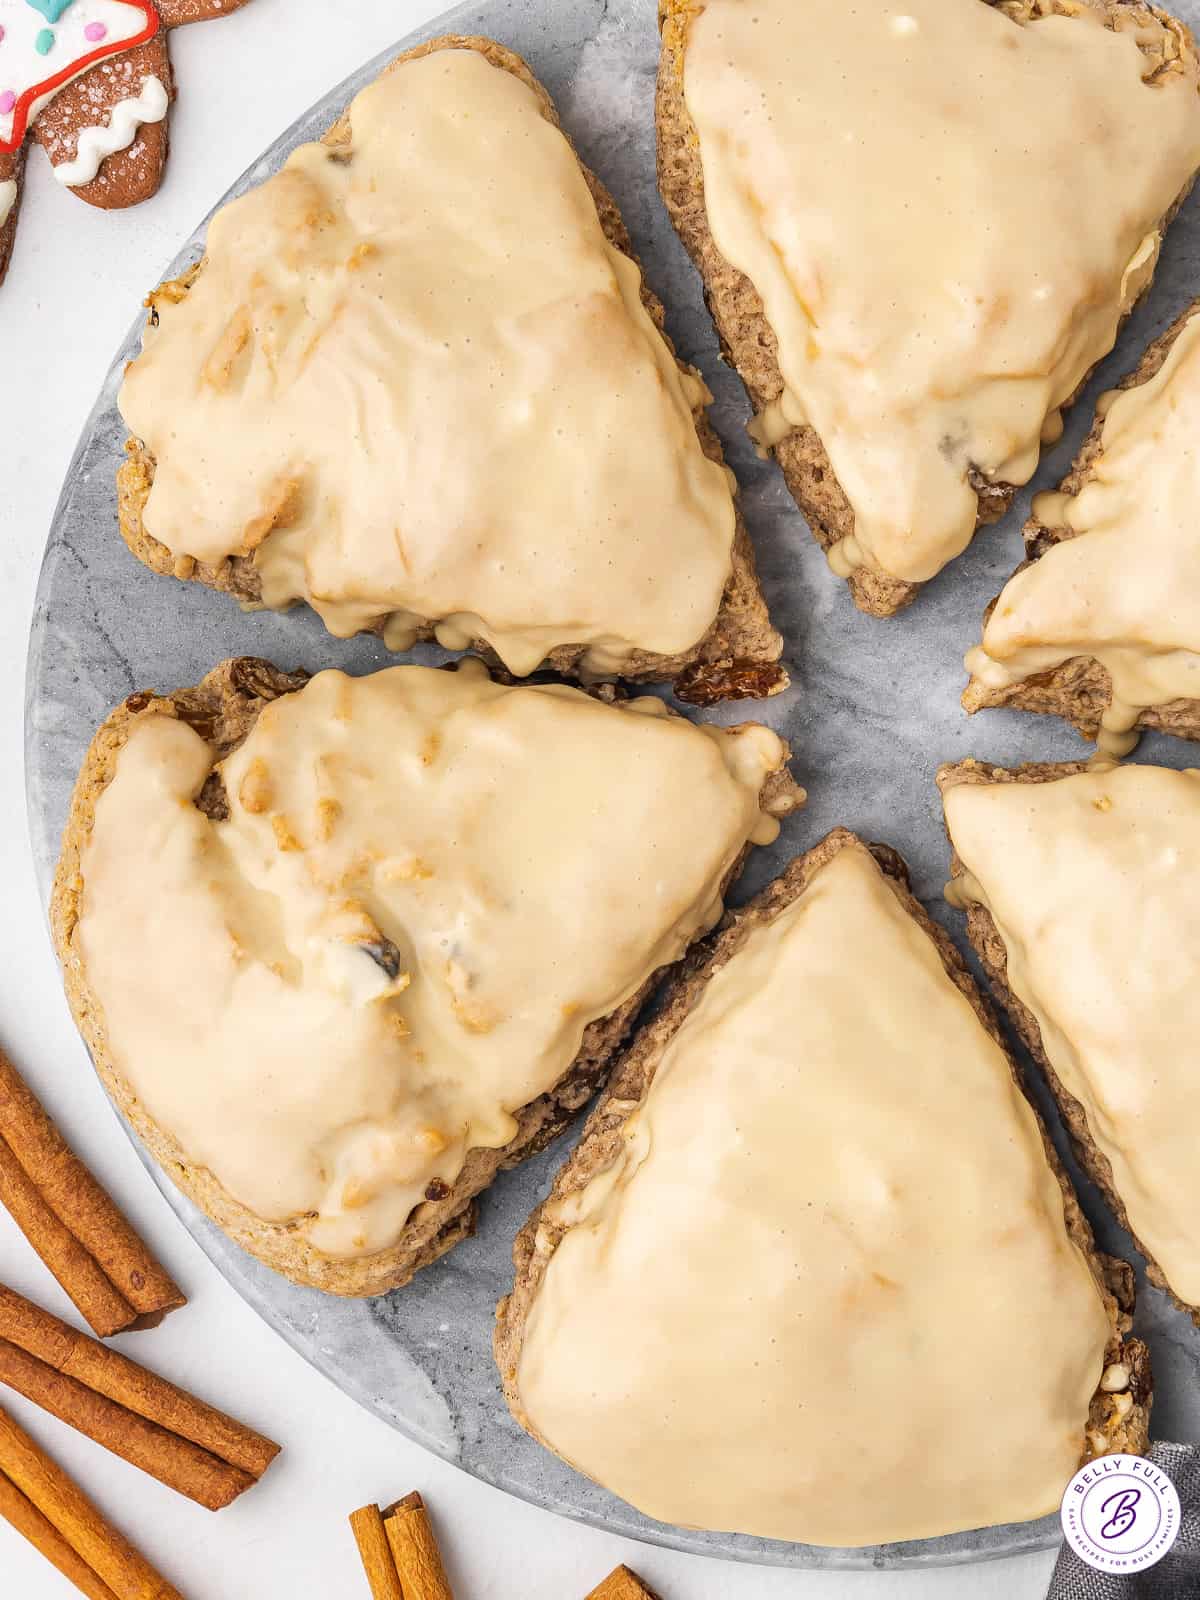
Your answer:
[25,0,1200,1571]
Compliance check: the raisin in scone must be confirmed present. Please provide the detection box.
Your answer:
[51,658,801,1296]
[657,0,1200,616]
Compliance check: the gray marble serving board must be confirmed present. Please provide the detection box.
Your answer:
[23,0,1200,1571]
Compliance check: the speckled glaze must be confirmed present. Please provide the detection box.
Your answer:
[25,0,1200,1569]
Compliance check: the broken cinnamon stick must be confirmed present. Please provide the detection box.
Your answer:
[0,1048,183,1335]
[382,1492,455,1600]
[0,1469,121,1600]
[349,1502,405,1600]
[0,1282,279,1509]
[0,1398,183,1599]
[583,1567,661,1600]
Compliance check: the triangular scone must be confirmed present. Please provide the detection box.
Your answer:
[50,657,802,1297]
[964,302,1200,753]
[117,36,785,706]
[941,759,1200,1321]
[658,0,1200,616]
[496,832,1146,1548]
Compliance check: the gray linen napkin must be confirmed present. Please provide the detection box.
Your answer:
[1047,1444,1200,1598]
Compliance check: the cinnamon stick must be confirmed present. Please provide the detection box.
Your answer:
[0,1048,183,1335]
[349,1503,405,1600]
[0,1398,183,1599]
[0,1283,279,1509]
[0,1469,121,1600]
[382,1491,455,1600]
[0,1140,135,1337]
[584,1567,661,1600]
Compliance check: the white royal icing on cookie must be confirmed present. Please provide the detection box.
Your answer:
[53,70,165,184]
[0,176,16,225]
[0,1,154,147]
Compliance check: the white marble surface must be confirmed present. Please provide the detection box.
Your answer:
[0,1,1060,1594]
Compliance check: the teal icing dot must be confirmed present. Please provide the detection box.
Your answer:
[34,27,55,54]
[26,0,75,21]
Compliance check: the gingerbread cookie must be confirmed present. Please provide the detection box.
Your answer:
[0,0,253,286]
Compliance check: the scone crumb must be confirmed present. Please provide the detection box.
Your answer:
[316,797,341,840]
[239,758,273,814]
[270,814,302,852]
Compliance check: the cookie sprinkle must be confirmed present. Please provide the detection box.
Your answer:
[84,21,107,41]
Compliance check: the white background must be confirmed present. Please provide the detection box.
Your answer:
[0,2,1056,1595]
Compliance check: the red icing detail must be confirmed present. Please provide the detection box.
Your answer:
[0,1,160,153]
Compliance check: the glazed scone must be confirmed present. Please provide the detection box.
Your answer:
[51,658,802,1297]
[495,832,1148,1547]
[117,36,785,706]
[941,759,1200,1325]
[657,0,1200,616]
[964,302,1200,753]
